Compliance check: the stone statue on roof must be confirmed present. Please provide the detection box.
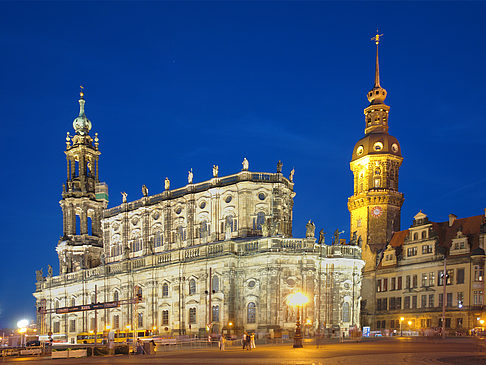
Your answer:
[306,220,315,238]
[289,168,295,182]
[121,192,127,203]
[47,264,53,277]
[188,169,193,184]
[277,160,283,173]
[242,158,249,171]
[318,229,325,244]
[35,268,44,282]
[165,177,170,190]
[213,165,219,178]
[142,185,148,197]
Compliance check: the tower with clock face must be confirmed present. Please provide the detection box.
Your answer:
[348,35,404,274]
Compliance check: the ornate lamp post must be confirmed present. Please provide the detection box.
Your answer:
[287,292,309,348]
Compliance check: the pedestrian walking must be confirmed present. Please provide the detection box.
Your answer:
[242,332,247,350]
[219,335,226,351]
[250,333,256,349]
[246,332,252,351]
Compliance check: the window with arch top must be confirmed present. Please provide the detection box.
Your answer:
[162,283,169,297]
[247,302,256,323]
[189,279,196,295]
[212,275,219,292]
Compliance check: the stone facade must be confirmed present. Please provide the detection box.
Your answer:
[33,91,364,344]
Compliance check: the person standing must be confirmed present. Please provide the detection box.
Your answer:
[246,332,251,351]
[242,332,247,350]
[219,335,226,351]
[250,333,256,349]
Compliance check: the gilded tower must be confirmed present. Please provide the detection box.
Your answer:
[348,34,404,273]
[56,90,109,273]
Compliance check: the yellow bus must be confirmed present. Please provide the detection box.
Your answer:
[76,329,153,344]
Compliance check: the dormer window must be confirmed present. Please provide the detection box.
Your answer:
[421,231,427,239]
[413,233,418,240]
[407,247,418,257]
[454,241,465,250]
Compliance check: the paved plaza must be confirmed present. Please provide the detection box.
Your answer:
[4,337,486,364]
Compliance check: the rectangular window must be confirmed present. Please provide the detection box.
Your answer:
[412,295,417,309]
[412,275,418,288]
[162,310,169,326]
[438,271,444,286]
[383,278,388,292]
[390,297,396,310]
[474,265,484,282]
[439,293,443,308]
[429,272,435,287]
[446,269,454,285]
[114,315,120,329]
[53,321,60,333]
[406,276,411,289]
[382,298,388,311]
[69,319,76,333]
[377,279,382,292]
[421,295,427,308]
[189,308,196,324]
[429,294,435,308]
[407,247,418,257]
[376,321,381,329]
[446,292,452,307]
[421,273,428,287]
[396,297,402,309]
[404,296,410,309]
[457,268,465,284]
[390,320,395,328]
[391,277,396,291]
[427,319,431,328]
[377,299,382,311]
[138,313,143,328]
[212,305,220,322]
[422,245,433,254]
[473,290,484,305]
[382,320,386,329]
[421,319,426,328]
[445,318,451,328]
[456,318,463,328]
[397,277,402,290]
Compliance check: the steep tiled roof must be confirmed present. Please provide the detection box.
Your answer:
[389,214,485,250]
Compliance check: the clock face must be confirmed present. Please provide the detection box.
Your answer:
[371,206,383,217]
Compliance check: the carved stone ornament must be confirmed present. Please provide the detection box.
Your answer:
[131,217,139,226]
[113,222,120,231]
[152,211,160,220]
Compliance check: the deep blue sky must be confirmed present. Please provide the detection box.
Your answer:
[1,1,485,328]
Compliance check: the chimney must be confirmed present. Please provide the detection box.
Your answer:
[449,214,457,227]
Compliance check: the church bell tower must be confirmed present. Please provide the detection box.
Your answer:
[56,89,109,273]
[348,34,404,272]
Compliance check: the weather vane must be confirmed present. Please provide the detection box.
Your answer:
[80,85,84,98]
[371,30,383,45]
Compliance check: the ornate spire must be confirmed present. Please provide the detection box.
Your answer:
[73,86,92,135]
[364,32,390,134]
[372,32,383,87]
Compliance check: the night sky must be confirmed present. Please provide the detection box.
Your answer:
[1,2,485,328]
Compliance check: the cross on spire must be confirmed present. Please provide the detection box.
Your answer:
[371,31,383,87]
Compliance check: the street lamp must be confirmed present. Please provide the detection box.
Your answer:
[399,317,404,337]
[287,292,309,348]
[17,319,29,347]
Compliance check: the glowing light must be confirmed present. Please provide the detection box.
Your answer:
[152,326,157,330]
[400,317,404,322]
[306,319,312,325]
[480,320,485,325]
[105,325,111,330]
[407,321,412,326]
[126,325,131,330]
[228,322,233,327]
[18,328,27,333]
[17,319,29,329]
[287,292,309,307]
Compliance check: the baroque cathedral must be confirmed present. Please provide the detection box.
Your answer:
[33,91,363,342]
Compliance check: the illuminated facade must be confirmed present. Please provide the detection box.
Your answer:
[33,92,364,343]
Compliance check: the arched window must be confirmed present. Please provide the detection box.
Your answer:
[162,283,169,297]
[421,231,427,239]
[71,298,76,307]
[54,300,59,309]
[91,294,96,304]
[113,291,119,302]
[189,279,196,295]
[212,275,219,292]
[154,231,163,248]
[413,233,418,240]
[247,302,256,324]
[177,226,186,242]
[342,302,350,322]
[132,233,142,252]
[200,220,208,238]
[189,308,197,324]
[223,215,237,233]
[212,305,220,322]
[137,313,143,328]
[374,178,381,188]
[256,212,265,231]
